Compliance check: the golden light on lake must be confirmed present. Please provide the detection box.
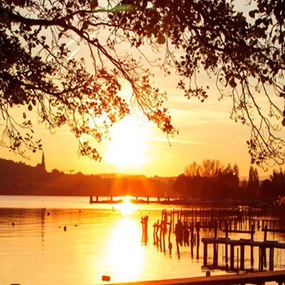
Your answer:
[118,196,137,216]
[107,218,145,282]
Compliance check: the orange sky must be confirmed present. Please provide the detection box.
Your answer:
[0,59,277,180]
[0,80,269,179]
[0,1,281,179]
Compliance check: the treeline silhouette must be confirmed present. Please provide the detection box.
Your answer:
[174,160,285,205]
[0,158,285,206]
[0,158,173,197]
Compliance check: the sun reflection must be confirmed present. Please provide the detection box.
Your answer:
[118,196,136,216]
[107,218,145,282]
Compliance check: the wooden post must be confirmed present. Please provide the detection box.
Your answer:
[211,222,218,267]
[263,246,267,269]
[141,216,149,245]
[214,222,217,239]
[153,222,157,245]
[162,217,166,253]
[168,216,172,255]
[250,224,254,268]
[190,223,194,258]
[156,220,160,250]
[269,246,274,271]
[264,225,268,241]
[176,238,180,256]
[159,218,163,252]
[172,211,175,233]
[240,244,245,270]
[213,240,218,267]
[196,223,200,259]
[225,223,229,266]
[145,216,149,244]
[203,240,208,267]
[259,246,264,271]
[230,244,235,270]
[237,247,239,271]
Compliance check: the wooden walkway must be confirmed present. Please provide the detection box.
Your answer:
[202,225,285,272]
[109,270,285,285]
[202,237,285,271]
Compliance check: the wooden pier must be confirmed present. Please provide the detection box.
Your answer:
[202,225,285,272]
[89,195,167,204]
[149,209,285,274]
[135,208,285,285]
[110,270,285,285]
[202,237,285,271]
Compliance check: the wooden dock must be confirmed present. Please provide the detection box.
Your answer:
[202,237,285,271]
[138,210,285,285]
[149,209,285,273]
[109,270,285,285]
[201,224,285,272]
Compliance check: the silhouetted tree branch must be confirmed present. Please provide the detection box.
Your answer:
[0,0,284,168]
[110,0,285,168]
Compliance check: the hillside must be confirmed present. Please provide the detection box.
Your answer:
[0,158,175,197]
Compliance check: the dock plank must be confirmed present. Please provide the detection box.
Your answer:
[110,270,285,285]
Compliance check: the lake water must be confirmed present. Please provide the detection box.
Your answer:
[0,196,284,285]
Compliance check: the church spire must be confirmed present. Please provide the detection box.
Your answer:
[35,150,46,172]
[40,150,46,172]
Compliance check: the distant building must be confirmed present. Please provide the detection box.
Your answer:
[36,151,46,172]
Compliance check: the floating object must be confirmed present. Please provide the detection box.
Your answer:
[102,275,111,282]
[64,226,67,231]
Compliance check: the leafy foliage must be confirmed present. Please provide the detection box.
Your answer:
[179,159,240,200]
[0,0,284,167]
[110,0,285,168]
[260,169,285,203]
[0,0,175,159]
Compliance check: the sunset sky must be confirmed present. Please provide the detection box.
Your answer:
[0,0,282,180]
[0,76,267,179]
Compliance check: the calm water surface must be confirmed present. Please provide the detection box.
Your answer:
[0,196,284,285]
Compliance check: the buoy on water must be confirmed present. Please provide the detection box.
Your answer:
[102,275,111,282]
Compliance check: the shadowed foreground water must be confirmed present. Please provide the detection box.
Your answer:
[0,196,284,285]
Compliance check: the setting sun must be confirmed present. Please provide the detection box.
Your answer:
[105,116,149,171]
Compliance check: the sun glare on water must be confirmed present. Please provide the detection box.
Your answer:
[107,217,145,282]
[118,196,136,216]
[105,116,149,171]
